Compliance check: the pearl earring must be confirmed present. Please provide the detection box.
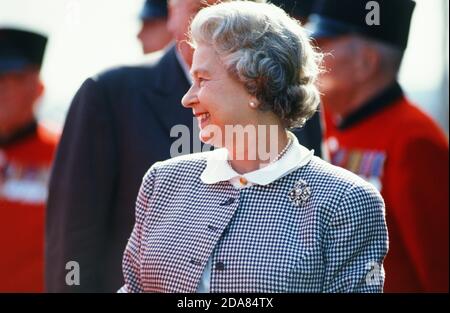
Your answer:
[249,101,257,108]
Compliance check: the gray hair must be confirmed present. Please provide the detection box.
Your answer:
[189,0,322,128]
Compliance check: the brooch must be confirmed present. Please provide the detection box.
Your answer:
[288,179,311,207]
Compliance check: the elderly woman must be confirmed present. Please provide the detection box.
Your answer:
[120,1,388,293]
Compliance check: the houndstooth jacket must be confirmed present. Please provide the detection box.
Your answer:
[120,151,388,293]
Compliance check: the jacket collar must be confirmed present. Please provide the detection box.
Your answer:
[140,44,195,136]
[151,44,191,95]
[174,47,192,85]
[201,131,314,187]
[0,121,37,147]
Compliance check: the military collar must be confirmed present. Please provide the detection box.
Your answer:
[0,121,37,147]
[338,82,404,130]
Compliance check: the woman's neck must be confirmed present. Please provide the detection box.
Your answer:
[227,126,289,174]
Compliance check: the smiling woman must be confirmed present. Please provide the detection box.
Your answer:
[182,43,257,147]
[119,1,389,293]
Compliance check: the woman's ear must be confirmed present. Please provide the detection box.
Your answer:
[248,98,259,109]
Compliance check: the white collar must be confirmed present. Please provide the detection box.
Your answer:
[200,131,314,188]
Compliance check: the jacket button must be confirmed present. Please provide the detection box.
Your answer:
[220,198,235,206]
[190,259,202,266]
[207,225,218,232]
[239,177,248,185]
[215,262,225,271]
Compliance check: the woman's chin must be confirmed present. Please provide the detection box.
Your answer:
[199,132,216,146]
[199,124,223,147]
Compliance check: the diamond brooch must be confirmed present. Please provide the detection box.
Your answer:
[288,179,311,207]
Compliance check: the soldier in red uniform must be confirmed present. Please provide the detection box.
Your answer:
[309,0,449,292]
[0,28,58,292]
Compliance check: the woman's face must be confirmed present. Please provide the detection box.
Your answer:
[182,43,256,147]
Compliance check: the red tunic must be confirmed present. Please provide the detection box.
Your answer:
[323,93,449,292]
[0,124,58,292]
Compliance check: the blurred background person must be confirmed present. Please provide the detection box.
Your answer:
[137,0,172,54]
[310,0,449,292]
[0,28,57,292]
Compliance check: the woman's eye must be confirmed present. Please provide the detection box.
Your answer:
[198,78,207,86]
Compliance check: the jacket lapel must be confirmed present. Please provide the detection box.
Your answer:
[140,45,194,137]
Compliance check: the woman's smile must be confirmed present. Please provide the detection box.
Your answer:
[194,112,211,129]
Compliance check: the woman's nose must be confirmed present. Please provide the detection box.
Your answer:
[181,84,198,109]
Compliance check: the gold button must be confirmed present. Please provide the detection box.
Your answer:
[239,177,248,185]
